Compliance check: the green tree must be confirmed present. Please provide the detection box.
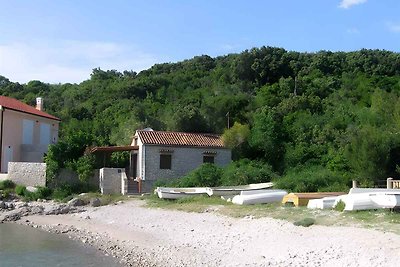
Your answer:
[222,122,250,159]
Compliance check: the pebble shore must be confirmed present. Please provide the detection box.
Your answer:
[2,198,400,267]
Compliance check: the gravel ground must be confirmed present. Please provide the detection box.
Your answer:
[6,199,399,267]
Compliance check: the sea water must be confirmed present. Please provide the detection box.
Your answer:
[0,223,121,267]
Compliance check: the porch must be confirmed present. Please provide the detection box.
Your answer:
[88,145,141,194]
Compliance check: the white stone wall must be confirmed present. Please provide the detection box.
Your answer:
[7,162,46,187]
[143,145,231,181]
[99,168,125,194]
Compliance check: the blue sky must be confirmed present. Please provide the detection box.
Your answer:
[0,0,399,83]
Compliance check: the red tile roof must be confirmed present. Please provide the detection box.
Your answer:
[0,96,60,121]
[137,130,226,148]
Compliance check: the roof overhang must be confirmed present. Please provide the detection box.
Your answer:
[87,145,139,154]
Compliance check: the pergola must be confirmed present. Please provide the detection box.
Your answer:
[87,145,139,169]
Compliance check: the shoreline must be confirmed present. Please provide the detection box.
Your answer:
[3,199,400,266]
[15,217,155,267]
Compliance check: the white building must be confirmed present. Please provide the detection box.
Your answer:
[130,129,231,192]
[0,96,60,173]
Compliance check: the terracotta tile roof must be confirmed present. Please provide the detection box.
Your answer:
[0,96,60,121]
[137,130,225,148]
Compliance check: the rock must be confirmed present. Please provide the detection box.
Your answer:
[16,202,28,208]
[30,205,44,215]
[45,204,71,215]
[2,210,22,222]
[6,202,14,210]
[0,201,6,209]
[90,198,101,207]
[68,198,85,207]
[26,186,38,193]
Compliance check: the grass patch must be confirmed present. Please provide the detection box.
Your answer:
[0,180,15,190]
[146,194,228,213]
[334,200,345,212]
[75,192,131,206]
[142,195,400,234]
[294,217,315,227]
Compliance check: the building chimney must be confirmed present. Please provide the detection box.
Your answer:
[36,97,43,111]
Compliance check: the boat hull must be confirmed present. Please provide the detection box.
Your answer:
[370,193,400,209]
[335,189,400,211]
[207,182,274,197]
[155,187,208,200]
[231,190,287,205]
[307,196,339,209]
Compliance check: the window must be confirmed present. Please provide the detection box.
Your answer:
[160,154,172,169]
[203,155,215,164]
[22,119,34,144]
[40,123,51,145]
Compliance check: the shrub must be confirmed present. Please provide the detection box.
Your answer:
[74,154,96,182]
[221,159,278,186]
[177,163,224,187]
[153,177,182,188]
[52,186,72,200]
[334,200,346,212]
[51,182,98,200]
[15,185,27,196]
[13,185,52,201]
[273,165,350,192]
[35,187,53,199]
[2,188,14,199]
[0,180,15,190]
[293,217,315,227]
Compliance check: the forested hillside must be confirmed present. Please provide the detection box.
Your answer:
[2,46,400,190]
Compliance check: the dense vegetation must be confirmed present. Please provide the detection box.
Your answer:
[2,46,400,191]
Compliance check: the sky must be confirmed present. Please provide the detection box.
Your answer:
[0,0,400,84]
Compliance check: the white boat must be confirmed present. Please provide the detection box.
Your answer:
[231,190,287,205]
[349,188,400,194]
[332,190,400,211]
[206,182,274,197]
[335,193,379,211]
[307,196,340,209]
[155,187,208,200]
[240,189,284,195]
[370,193,400,208]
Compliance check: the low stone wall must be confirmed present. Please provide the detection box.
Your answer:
[99,168,125,194]
[52,169,100,189]
[7,162,46,187]
[142,180,155,193]
[56,169,80,185]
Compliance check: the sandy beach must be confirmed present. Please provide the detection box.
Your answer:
[13,199,400,267]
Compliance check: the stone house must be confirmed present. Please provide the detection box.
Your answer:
[129,129,231,192]
[0,96,60,173]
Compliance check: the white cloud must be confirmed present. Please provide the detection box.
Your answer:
[387,22,400,33]
[0,40,161,84]
[339,0,367,9]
